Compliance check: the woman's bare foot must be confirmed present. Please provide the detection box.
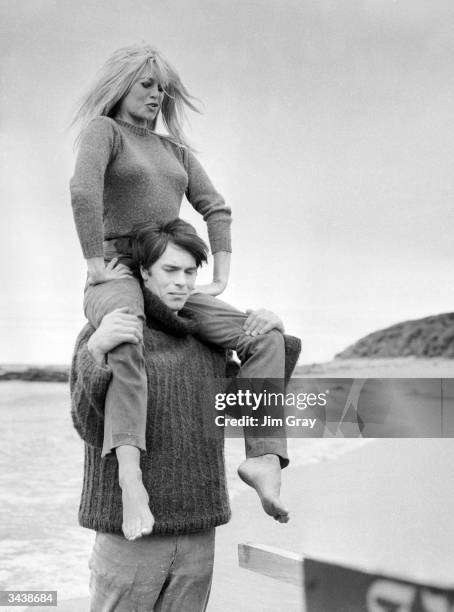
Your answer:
[116,445,154,540]
[237,454,289,523]
[119,469,155,540]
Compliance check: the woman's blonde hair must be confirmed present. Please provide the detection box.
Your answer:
[71,44,200,149]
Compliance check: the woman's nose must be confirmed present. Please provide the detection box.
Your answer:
[149,84,161,98]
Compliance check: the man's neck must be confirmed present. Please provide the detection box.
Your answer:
[142,288,198,337]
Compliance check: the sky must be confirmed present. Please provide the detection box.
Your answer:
[1,0,454,365]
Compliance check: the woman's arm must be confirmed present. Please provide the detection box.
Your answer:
[183,149,232,294]
[191,251,231,297]
[71,119,132,284]
[70,117,116,258]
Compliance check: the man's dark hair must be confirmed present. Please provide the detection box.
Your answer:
[131,219,209,275]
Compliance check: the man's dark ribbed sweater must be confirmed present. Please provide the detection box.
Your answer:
[70,288,231,536]
[71,288,301,537]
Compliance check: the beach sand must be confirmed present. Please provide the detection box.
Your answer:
[15,356,454,611]
[26,438,454,611]
[297,356,454,378]
[208,439,454,611]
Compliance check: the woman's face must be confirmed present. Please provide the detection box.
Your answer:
[115,72,165,127]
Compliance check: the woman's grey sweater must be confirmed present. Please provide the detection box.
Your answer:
[70,117,232,259]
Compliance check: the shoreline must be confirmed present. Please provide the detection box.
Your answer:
[0,364,69,382]
[296,356,454,377]
[2,355,454,383]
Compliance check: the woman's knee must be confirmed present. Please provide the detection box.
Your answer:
[239,329,285,360]
[251,328,284,351]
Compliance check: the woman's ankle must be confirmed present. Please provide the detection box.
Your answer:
[115,445,142,487]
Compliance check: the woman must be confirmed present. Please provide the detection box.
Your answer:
[70,43,288,541]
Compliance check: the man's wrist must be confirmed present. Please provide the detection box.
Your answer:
[87,336,107,366]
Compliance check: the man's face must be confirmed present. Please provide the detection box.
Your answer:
[142,242,198,312]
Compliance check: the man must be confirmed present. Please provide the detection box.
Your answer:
[71,219,301,611]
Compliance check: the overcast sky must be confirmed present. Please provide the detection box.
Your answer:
[2,0,454,364]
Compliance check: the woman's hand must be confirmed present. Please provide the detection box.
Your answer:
[87,307,143,365]
[243,308,285,336]
[87,257,132,285]
[191,279,227,297]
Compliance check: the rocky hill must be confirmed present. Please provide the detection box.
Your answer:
[336,313,454,359]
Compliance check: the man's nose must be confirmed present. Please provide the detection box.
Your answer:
[174,273,186,287]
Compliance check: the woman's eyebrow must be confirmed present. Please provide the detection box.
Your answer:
[140,76,165,87]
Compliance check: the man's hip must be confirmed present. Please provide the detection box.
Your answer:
[89,529,215,611]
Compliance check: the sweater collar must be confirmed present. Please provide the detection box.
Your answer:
[143,288,199,336]
[115,119,155,137]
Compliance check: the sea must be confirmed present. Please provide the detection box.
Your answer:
[0,381,369,609]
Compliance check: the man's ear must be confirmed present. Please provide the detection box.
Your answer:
[140,265,149,281]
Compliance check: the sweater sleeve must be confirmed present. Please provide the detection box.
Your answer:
[183,149,232,254]
[70,324,112,448]
[70,117,119,259]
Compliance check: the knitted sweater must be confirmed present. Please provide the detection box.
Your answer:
[70,117,232,259]
[70,289,231,536]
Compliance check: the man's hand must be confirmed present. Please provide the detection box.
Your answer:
[87,307,143,365]
[191,279,227,297]
[87,257,132,285]
[243,308,285,336]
